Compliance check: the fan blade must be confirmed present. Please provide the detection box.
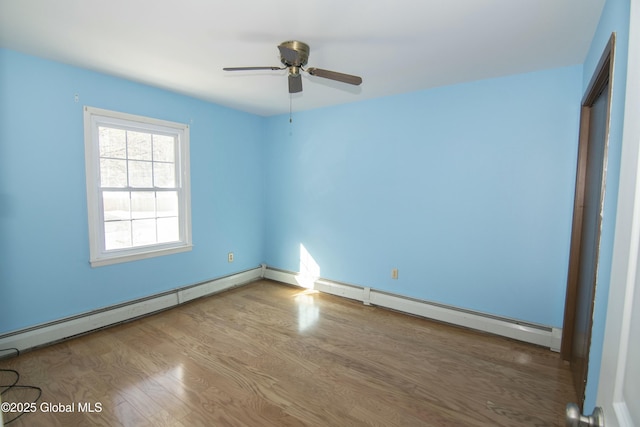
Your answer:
[288,73,302,93]
[306,67,362,85]
[278,45,300,65]
[223,66,283,71]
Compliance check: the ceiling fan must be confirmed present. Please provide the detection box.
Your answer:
[223,40,363,93]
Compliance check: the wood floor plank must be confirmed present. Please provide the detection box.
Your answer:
[1,280,576,426]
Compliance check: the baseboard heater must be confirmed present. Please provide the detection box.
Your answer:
[0,266,264,355]
[0,265,561,355]
[263,267,562,351]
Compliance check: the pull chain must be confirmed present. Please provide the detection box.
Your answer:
[289,94,293,123]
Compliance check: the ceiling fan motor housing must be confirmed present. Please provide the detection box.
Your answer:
[279,40,310,67]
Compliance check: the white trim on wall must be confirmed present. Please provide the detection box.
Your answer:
[0,267,263,354]
[263,266,562,351]
[0,265,562,355]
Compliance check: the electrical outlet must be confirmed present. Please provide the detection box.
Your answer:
[228,252,234,263]
[391,268,398,280]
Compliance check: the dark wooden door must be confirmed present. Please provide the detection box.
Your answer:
[561,34,614,409]
[571,81,609,404]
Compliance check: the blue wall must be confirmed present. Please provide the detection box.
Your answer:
[580,0,630,412]
[264,65,582,327]
[0,42,597,374]
[0,49,265,333]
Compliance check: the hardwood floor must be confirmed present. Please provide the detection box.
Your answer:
[1,280,576,426]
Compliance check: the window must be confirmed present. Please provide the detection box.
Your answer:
[84,107,192,267]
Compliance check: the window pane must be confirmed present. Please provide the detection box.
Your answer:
[127,131,152,160]
[153,135,175,162]
[99,127,126,158]
[131,191,156,219]
[104,220,132,250]
[157,191,178,217]
[103,191,130,221]
[128,160,152,187]
[157,217,179,243]
[100,159,127,187]
[154,162,176,188]
[132,219,156,246]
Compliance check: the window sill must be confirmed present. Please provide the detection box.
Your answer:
[90,244,193,268]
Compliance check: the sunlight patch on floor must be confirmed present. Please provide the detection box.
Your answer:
[295,244,321,331]
[295,293,320,332]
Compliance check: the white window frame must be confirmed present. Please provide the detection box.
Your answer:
[83,106,192,267]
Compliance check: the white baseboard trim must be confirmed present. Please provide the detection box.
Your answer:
[264,267,562,351]
[1,266,562,354]
[0,267,263,354]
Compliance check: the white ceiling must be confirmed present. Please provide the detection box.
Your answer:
[0,0,605,116]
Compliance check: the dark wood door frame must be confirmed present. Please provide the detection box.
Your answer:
[561,33,615,407]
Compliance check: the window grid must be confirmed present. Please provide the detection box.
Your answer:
[98,127,180,251]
